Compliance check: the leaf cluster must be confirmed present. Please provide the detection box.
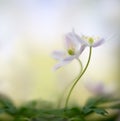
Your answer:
[0,95,120,121]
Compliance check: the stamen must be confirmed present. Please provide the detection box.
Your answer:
[68,49,74,55]
[88,37,94,44]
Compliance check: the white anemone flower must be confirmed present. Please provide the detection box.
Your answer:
[52,30,83,70]
[80,35,105,49]
[84,80,115,96]
[52,30,105,70]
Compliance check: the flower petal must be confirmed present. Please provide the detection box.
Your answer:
[65,31,81,51]
[79,45,86,54]
[63,56,75,61]
[93,38,105,47]
[80,35,90,46]
[51,51,65,60]
[65,33,75,50]
[72,30,86,45]
[53,60,71,70]
[74,44,86,58]
[84,80,105,95]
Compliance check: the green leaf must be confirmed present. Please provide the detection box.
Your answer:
[84,97,119,108]
[92,108,108,115]
[83,107,108,116]
[0,108,5,113]
[0,95,17,115]
[82,107,93,114]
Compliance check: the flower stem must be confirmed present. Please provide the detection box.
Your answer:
[57,59,83,108]
[65,47,92,108]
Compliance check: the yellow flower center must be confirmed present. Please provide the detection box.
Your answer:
[88,37,94,44]
[82,35,95,45]
[68,49,74,55]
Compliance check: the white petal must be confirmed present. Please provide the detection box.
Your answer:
[51,51,65,60]
[93,83,104,94]
[80,35,90,46]
[84,80,105,95]
[63,56,75,61]
[53,60,71,70]
[72,31,86,44]
[65,33,75,50]
[74,45,87,58]
[65,31,81,51]
[79,45,86,54]
[93,38,105,47]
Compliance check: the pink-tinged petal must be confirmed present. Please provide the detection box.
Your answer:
[93,38,105,47]
[63,56,75,61]
[79,45,86,54]
[72,30,85,44]
[84,80,105,95]
[51,51,65,60]
[74,45,86,58]
[65,31,81,51]
[93,83,104,94]
[53,60,71,70]
[65,33,75,50]
[84,80,115,96]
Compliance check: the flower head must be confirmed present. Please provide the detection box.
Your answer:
[84,80,115,96]
[52,30,105,70]
[52,30,83,70]
[80,35,105,48]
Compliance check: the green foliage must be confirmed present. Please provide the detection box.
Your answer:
[0,95,17,115]
[82,97,108,115]
[82,96,120,116]
[0,95,120,121]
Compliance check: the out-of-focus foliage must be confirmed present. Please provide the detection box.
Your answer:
[0,95,120,121]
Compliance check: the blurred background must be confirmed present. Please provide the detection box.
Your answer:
[0,0,119,105]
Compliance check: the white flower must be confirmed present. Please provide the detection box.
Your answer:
[52,30,83,70]
[52,30,105,70]
[84,80,115,96]
[80,35,105,48]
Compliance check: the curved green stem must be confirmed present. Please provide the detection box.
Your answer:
[57,59,83,108]
[65,47,92,108]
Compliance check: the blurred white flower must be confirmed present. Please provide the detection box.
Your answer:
[52,30,84,70]
[84,80,115,96]
[80,35,105,48]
